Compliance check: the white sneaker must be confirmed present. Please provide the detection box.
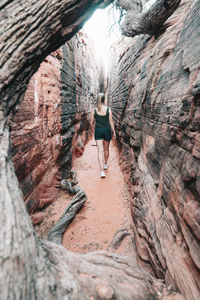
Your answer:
[100,171,106,178]
[103,162,108,170]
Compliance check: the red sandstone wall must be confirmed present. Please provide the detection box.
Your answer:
[11,50,63,224]
[108,1,200,299]
[11,33,99,225]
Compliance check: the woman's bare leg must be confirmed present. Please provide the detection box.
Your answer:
[96,140,104,171]
[103,140,110,164]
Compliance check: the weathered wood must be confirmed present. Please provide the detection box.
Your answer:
[117,0,142,12]
[60,170,80,195]
[107,228,131,250]
[0,122,63,299]
[47,190,87,243]
[41,241,168,300]
[116,0,181,36]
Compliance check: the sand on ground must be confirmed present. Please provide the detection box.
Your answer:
[62,139,133,254]
[36,139,135,257]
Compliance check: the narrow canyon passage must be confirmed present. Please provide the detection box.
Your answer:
[1,0,200,299]
[36,139,135,258]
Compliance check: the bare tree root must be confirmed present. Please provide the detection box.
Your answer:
[60,170,80,195]
[47,171,87,244]
[47,191,87,243]
[107,228,131,250]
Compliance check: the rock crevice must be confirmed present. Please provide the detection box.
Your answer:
[11,32,99,224]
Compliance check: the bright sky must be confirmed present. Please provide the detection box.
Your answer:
[83,1,156,73]
[83,6,121,74]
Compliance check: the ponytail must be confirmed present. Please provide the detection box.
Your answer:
[96,93,105,111]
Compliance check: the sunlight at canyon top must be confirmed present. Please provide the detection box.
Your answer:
[83,1,157,74]
[83,6,121,74]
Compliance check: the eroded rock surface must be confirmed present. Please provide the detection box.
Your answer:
[108,1,200,299]
[11,49,63,223]
[11,33,98,224]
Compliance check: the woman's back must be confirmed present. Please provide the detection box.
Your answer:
[95,105,108,116]
[94,106,110,127]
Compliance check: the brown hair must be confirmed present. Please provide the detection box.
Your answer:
[96,93,105,111]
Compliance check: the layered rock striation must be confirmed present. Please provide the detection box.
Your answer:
[108,1,200,299]
[60,31,99,175]
[11,32,99,224]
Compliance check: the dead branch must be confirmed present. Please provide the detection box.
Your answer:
[116,0,181,37]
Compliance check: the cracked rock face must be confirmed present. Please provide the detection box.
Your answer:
[108,0,200,299]
[11,33,98,224]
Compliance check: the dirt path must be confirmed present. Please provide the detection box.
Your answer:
[62,139,135,256]
[36,139,135,258]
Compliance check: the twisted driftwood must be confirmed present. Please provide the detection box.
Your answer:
[115,0,181,37]
[60,170,79,195]
[47,170,87,244]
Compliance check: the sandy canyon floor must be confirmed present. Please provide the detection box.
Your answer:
[36,139,135,259]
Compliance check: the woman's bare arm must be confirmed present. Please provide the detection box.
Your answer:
[109,108,116,139]
[90,108,95,137]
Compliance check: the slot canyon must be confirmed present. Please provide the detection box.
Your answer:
[0,0,199,300]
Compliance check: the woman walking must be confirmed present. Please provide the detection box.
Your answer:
[90,93,116,178]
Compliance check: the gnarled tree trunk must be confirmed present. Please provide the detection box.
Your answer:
[116,0,181,36]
